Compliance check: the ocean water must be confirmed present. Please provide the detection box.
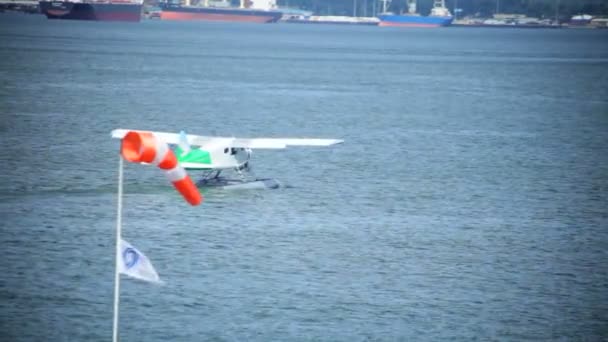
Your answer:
[1,13,607,341]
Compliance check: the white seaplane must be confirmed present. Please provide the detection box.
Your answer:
[111,129,343,190]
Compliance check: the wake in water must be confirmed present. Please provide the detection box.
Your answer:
[0,181,182,199]
[0,178,295,201]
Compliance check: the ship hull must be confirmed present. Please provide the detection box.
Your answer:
[160,5,282,23]
[378,14,453,27]
[39,1,142,21]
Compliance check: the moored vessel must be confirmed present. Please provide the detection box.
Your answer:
[39,0,143,21]
[160,0,282,23]
[452,14,560,29]
[282,15,380,26]
[378,0,453,27]
[569,14,593,26]
[566,15,608,29]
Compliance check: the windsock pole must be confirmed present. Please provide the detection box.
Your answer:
[112,156,124,342]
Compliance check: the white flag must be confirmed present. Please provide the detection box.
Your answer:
[118,239,161,283]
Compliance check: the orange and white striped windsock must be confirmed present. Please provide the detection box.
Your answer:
[120,130,202,206]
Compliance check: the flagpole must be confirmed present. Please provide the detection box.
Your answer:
[112,156,124,342]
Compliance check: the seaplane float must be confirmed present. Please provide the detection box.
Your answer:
[112,129,343,190]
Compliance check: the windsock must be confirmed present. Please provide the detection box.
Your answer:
[120,131,202,206]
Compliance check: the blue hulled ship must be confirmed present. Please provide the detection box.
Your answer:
[378,0,453,27]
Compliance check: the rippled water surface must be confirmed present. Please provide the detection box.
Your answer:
[1,13,607,341]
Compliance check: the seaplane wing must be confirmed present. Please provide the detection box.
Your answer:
[111,129,343,149]
[229,137,344,149]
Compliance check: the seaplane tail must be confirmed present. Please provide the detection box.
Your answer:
[178,130,191,156]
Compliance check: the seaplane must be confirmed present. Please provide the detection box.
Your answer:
[111,129,343,190]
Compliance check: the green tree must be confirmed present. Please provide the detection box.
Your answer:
[276,0,608,17]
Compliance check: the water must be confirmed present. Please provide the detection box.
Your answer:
[1,13,607,341]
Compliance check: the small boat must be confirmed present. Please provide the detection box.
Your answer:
[569,14,593,26]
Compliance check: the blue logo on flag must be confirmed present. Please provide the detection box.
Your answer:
[123,247,140,269]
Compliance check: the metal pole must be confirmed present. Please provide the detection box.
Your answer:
[112,157,124,342]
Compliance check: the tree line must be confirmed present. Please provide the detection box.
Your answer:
[274,0,608,19]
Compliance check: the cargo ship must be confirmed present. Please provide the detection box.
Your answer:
[160,0,283,23]
[39,0,143,21]
[378,0,453,27]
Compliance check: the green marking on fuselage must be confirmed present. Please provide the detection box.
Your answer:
[175,147,212,165]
